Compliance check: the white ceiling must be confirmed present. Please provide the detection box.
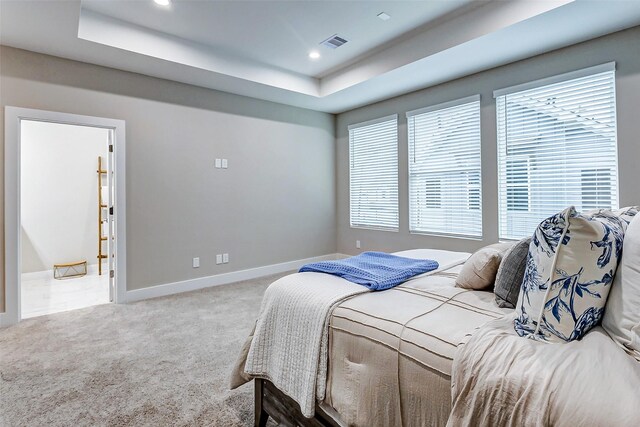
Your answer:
[81,0,476,78]
[1,0,640,113]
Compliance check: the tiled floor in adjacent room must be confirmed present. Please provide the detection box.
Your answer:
[21,268,110,318]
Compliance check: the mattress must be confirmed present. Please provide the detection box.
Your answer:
[324,254,512,427]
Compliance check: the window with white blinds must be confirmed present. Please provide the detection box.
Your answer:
[407,95,482,237]
[349,115,399,231]
[495,63,619,240]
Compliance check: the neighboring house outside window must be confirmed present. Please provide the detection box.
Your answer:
[581,168,613,210]
[496,63,618,240]
[467,171,481,211]
[505,158,530,212]
[407,95,482,237]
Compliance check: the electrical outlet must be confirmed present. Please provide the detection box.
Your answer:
[192,257,200,268]
[223,253,229,263]
[216,254,223,264]
[356,240,361,249]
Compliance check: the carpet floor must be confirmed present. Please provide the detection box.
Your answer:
[0,272,289,426]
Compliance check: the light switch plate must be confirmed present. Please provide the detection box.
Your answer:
[216,254,223,264]
[222,253,229,263]
[222,159,228,169]
[215,158,222,168]
[356,240,361,249]
[192,257,200,268]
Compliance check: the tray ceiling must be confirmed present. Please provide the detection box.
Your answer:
[1,0,639,113]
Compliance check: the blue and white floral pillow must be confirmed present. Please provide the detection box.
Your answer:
[514,206,637,342]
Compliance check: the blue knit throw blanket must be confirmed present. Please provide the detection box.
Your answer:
[299,251,439,291]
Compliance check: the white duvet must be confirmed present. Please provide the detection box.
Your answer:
[448,316,640,426]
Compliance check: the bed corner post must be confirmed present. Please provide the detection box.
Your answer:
[255,378,269,427]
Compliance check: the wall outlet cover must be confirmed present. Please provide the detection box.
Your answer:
[222,253,229,263]
[192,257,200,268]
[216,254,223,264]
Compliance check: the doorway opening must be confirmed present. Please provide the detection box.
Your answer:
[21,121,113,318]
[3,107,126,326]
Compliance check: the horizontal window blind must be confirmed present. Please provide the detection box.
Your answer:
[349,115,399,231]
[497,67,618,240]
[407,95,482,237]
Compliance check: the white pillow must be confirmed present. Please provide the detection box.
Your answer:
[514,206,636,342]
[603,214,640,361]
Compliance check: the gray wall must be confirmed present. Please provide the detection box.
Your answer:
[2,25,640,313]
[336,26,640,256]
[0,46,336,311]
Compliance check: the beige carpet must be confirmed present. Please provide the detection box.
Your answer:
[0,272,289,426]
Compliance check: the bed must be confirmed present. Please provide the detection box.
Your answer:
[231,249,512,426]
[233,209,640,426]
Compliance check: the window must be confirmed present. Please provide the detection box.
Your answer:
[496,63,618,239]
[467,172,481,211]
[407,95,482,237]
[424,179,441,208]
[506,159,530,212]
[581,168,613,210]
[349,115,399,231]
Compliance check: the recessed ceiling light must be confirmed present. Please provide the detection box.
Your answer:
[377,12,391,21]
[154,0,171,6]
[309,51,321,60]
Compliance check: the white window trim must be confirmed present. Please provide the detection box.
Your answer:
[347,114,398,131]
[409,229,484,241]
[406,94,480,118]
[493,62,615,98]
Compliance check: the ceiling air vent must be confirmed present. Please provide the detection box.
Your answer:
[320,34,348,49]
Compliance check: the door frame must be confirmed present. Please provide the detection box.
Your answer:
[2,106,127,326]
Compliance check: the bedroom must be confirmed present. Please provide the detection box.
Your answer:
[1,0,640,426]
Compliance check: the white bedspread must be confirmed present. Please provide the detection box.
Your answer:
[448,316,640,427]
[244,272,366,417]
[242,249,470,418]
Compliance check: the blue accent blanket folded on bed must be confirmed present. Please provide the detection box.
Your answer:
[299,251,439,291]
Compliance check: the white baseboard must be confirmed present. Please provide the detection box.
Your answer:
[124,253,342,303]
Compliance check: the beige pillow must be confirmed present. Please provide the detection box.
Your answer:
[456,242,514,290]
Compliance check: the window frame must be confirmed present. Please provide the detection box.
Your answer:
[348,114,399,232]
[494,62,619,240]
[406,94,483,239]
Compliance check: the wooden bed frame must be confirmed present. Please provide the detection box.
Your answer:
[254,379,342,427]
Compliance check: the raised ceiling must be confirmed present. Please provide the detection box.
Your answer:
[1,0,640,113]
[81,0,476,78]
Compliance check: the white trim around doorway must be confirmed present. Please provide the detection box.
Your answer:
[2,107,127,327]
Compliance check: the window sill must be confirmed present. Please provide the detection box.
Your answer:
[350,225,399,233]
[408,230,483,241]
